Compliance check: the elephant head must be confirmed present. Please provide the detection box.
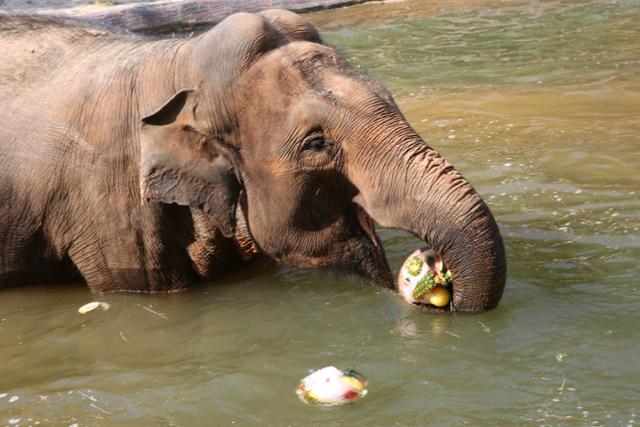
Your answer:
[139,10,506,313]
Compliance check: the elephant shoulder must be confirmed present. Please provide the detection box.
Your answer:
[0,14,131,100]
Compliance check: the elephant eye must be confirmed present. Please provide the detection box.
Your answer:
[303,133,327,152]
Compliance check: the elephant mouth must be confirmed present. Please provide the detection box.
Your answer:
[355,205,451,314]
[355,204,393,287]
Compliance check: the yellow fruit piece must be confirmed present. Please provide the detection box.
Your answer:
[340,375,364,393]
[306,390,330,404]
[428,286,450,307]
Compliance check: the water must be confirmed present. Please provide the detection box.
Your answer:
[2,0,639,424]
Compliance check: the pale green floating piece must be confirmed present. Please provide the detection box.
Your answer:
[78,301,110,314]
[478,321,491,334]
[555,352,567,362]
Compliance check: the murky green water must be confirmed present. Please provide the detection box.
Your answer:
[2,0,639,425]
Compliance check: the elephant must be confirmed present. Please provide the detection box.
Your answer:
[0,9,506,312]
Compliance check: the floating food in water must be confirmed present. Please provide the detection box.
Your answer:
[78,301,110,314]
[296,366,368,406]
[398,247,452,308]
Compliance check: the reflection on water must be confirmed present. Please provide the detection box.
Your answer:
[2,0,640,424]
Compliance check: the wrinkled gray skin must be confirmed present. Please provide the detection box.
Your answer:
[0,10,505,312]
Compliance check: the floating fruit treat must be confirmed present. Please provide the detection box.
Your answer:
[296,366,368,406]
[397,247,452,308]
[77,301,110,314]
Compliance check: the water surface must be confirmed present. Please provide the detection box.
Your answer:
[2,0,639,425]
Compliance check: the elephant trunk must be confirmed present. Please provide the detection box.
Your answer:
[350,137,506,313]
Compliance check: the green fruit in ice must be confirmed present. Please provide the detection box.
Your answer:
[412,280,428,300]
[412,271,436,300]
[407,257,424,276]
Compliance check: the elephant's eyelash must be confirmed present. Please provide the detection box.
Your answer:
[302,130,332,152]
[303,136,325,151]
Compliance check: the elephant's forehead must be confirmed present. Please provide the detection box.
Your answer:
[246,42,395,116]
[321,72,368,99]
[277,43,394,108]
[265,43,355,88]
[320,71,393,114]
[278,42,341,68]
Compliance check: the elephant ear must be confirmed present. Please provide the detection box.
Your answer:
[140,89,240,238]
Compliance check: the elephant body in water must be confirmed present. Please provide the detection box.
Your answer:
[0,10,505,312]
